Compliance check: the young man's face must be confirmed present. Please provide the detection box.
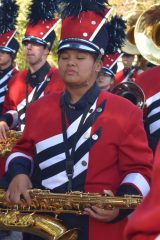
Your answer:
[0,51,12,69]
[23,41,49,66]
[58,49,102,89]
[97,72,114,91]
[122,55,134,68]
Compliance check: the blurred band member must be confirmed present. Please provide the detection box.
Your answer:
[115,52,143,85]
[0,0,19,115]
[135,65,160,153]
[97,54,119,91]
[124,141,160,240]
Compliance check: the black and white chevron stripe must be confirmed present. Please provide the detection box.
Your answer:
[17,81,46,131]
[0,69,14,106]
[145,92,160,135]
[34,100,106,192]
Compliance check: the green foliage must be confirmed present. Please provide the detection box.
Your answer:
[15,0,31,69]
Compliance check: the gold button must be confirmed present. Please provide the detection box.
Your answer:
[81,160,87,166]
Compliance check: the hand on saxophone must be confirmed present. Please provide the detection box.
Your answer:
[83,190,119,222]
[5,174,33,204]
[0,121,9,140]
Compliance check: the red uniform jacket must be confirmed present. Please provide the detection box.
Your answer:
[135,66,160,119]
[0,67,19,178]
[115,68,142,86]
[0,67,19,114]
[5,90,153,240]
[124,141,160,240]
[0,67,64,178]
[135,66,160,152]
[3,67,64,130]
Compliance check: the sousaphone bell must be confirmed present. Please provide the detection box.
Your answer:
[122,11,142,55]
[134,4,160,65]
[111,81,145,109]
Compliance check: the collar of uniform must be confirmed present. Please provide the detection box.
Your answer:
[0,65,13,78]
[28,62,50,88]
[64,83,100,111]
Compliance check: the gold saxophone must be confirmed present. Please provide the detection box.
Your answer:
[0,189,142,239]
[0,130,22,156]
[0,189,143,214]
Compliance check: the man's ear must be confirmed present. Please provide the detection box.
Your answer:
[44,47,50,56]
[95,60,103,73]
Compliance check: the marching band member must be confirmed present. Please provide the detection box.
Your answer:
[135,66,160,153]
[0,0,19,180]
[1,1,153,240]
[96,54,119,91]
[124,141,160,240]
[0,0,64,138]
[115,52,143,85]
[0,0,19,116]
[0,0,20,238]
[130,4,160,153]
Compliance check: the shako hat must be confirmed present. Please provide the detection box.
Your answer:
[0,0,19,54]
[22,0,61,51]
[58,0,126,57]
[101,52,123,77]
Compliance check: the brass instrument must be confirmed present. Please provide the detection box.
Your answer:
[0,189,143,239]
[0,211,78,240]
[111,81,145,109]
[122,11,142,55]
[0,130,22,156]
[0,189,143,213]
[134,4,160,65]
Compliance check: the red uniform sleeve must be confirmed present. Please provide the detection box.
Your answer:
[5,103,36,177]
[124,142,160,240]
[2,74,18,113]
[118,107,153,195]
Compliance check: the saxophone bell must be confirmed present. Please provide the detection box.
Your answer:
[0,211,79,240]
